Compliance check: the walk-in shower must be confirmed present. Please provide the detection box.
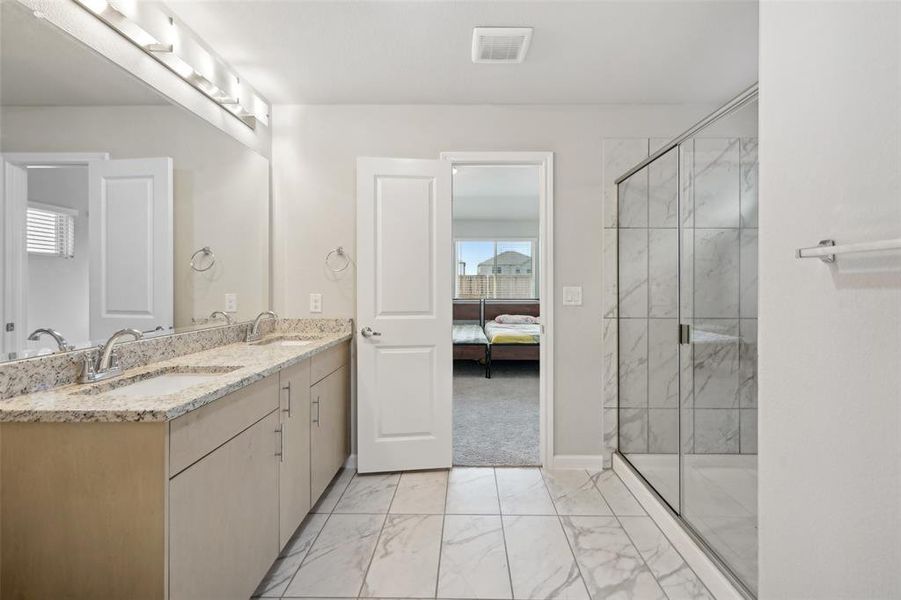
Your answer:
[616,86,759,596]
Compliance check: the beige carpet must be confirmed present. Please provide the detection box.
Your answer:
[453,360,540,466]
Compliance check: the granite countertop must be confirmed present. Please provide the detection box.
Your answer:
[0,332,352,423]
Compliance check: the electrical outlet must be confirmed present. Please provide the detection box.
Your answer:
[562,286,582,306]
[224,293,238,313]
[309,293,322,313]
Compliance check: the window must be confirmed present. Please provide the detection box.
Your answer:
[26,203,75,258]
[455,239,537,299]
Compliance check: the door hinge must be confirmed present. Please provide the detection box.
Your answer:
[679,323,691,345]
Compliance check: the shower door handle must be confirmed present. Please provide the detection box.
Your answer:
[679,324,691,345]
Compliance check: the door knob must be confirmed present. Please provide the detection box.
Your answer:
[361,327,382,338]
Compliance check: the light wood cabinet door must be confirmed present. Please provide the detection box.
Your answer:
[310,364,350,502]
[169,410,280,600]
[278,359,312,548]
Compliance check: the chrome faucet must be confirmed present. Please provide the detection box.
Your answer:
[246,311,278,342]
[209,311,232,324]
[79,328,143,383]
[27,328,74,352]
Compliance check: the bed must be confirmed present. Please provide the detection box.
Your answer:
[452,300,489,377]
[483,300,541,377]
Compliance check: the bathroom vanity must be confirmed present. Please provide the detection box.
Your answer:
[0,327,352,599]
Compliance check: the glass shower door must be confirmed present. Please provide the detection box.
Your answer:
[679,99,759,595]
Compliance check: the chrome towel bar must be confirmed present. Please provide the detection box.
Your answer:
[796,238,901,263]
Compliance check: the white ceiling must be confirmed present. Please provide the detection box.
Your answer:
[453,165,539,221]
[0,1,168,106]
[165,0,758,105]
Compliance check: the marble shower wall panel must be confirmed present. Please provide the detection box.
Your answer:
[603,318,618,408]
[649,229,678,318]
[648,319,678,408]
[603,228,618,319]
[648,409,679,454]
[740,229,758,319]
[618,229,649,318]
[649,148,679,228]
[693,319,740,409]
[619,408,648,454]
[680,140,695,228]
[740,408,758,454]
[739,319,758,409]
[604,138,649,228]
[694,229,740,319]
[694,409,740,454]
[739,137,759,228]
[618,319,648,409]
[619,169,649,228]
[693,138,740,228]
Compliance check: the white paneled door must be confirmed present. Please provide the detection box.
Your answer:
[89,158,173,341]
[356,158,453,473]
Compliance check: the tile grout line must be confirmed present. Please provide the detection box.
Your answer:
[355,474,400,599]
[493,467,516,600]
[434,470,451,599]
[540,467,591,597]
[279,469,354,599]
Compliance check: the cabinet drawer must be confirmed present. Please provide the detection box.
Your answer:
[311,342,349,384]
[169,375,279,476]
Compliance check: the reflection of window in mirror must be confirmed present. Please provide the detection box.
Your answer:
[26,203,76,258]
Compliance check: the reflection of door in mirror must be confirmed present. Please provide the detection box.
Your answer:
[0,154,173,361]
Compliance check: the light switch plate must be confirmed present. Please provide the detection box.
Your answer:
[309,293,322,313]
[562,286,582,306]
[224,293,238,312]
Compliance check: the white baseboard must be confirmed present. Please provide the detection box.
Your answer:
[613,454,745,600]
[343,453,357,470]
[549,454,606,470]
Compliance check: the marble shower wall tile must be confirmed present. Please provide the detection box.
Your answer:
[618,408,648,454]
[649,229,678,318]
[648,409,679,454]
[603,228,618,319]
[694,409,739,454]
[740,408,758,454]
[740,137,759,228]
[680,139,695,227]
[602,318,618,408]
[618,228,649,318]
[648,319,678,408]
[739,319,758,409]
[618,319,648,408]
[603,408,618,464]
[681,408,695,453]
[740,228,759,318]
[619,168,649,228]
[694,229,740,318]
[649,147,679,228]
[694,138,740,228]
[680,227,695,317]
[693,319,740,409]
[604,138,649,228]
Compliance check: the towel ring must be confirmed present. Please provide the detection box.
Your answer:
[325,246,351,272]
[190,246,215,272]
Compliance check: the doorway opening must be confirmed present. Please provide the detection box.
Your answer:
[444,152,554,468]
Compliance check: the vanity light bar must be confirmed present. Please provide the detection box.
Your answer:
[71,0,268,130]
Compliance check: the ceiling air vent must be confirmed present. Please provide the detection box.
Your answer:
[471,27,533,64]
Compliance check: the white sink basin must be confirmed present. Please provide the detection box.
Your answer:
[111,373,224,397]
[72,365,241,397]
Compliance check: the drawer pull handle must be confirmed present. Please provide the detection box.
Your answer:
[282,381,292,417]
[313,396,321,426]
[275,425,284,462]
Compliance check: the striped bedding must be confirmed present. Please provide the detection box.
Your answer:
[483,320,540,344]
[453,323,489,345]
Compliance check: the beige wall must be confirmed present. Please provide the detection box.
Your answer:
[1,105,270,329]
[271,103,715,458]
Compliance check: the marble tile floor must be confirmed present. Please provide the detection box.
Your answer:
[253,467,714,600]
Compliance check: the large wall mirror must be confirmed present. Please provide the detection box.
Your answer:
[0,1,270,362]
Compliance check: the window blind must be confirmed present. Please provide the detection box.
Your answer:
[26,206,75,258]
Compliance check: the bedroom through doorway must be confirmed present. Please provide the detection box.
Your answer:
[449,158,547,467]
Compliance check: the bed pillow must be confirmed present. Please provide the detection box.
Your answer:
[494,314,539,324]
